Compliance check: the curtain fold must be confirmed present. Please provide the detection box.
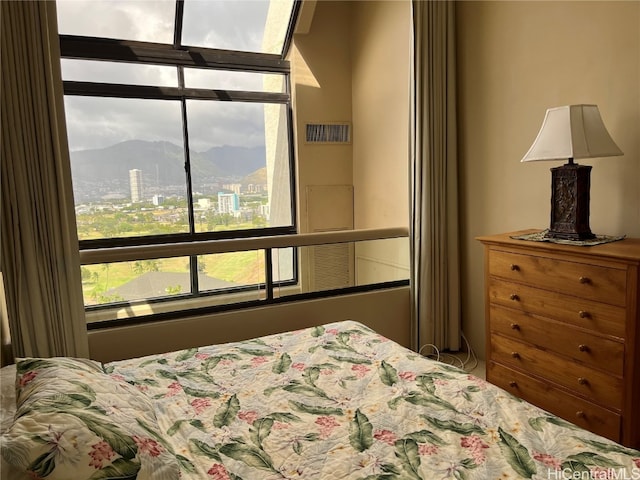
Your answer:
[1,1,89,360]
[410,1,461,352]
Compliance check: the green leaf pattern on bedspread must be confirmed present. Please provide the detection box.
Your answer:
[1,357,179,480]
[103,320,640,479]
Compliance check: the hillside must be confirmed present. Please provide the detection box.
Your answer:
[70,140,266,202]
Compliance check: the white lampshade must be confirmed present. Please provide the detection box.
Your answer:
[521,104,623,162]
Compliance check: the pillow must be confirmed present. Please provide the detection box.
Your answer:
[1,357,179,480]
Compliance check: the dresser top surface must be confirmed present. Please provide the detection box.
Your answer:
[477,230,640,262]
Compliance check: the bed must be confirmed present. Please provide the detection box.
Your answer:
[1,320,639,480]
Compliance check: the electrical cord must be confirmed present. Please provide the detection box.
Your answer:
[418,330,479,373]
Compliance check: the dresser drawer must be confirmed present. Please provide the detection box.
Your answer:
[489,250,627,306]
[491,334,623,409]
[488,362,621,442]
[490,304,624,375]
[489,278,626,338]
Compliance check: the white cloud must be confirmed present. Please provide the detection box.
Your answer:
[57,0,175,43]
[186,100,266,152]
[63,96,267,152]
[61,59,178,87]
[64,97,184,150]
[181,0,268,50]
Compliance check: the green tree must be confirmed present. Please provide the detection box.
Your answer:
[101,264,111,291]
[252,216,267,227]
[142,260,160,272]
[80,266,92,284]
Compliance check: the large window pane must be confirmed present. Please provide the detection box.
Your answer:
[57,0,175,43]
[61,59,178,87]
[354,238,411,285]
[82,258,194,306]
[197,251,265,292]
[181,0,294,54]
[272,247,295,283]
[65,97,188,239]
[186,100,293,232]
[275,238,410,298]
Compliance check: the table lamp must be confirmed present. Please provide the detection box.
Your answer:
[521,104,623,241]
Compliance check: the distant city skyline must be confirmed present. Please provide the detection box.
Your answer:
[70,139,267,204]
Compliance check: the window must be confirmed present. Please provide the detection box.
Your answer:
[57,0,300,319]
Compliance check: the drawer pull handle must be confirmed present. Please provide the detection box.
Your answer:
[578,311,591,319]
[511,352,520,359]
[578,344,589,352]
[576,411,586,418]
[510,264,520,271]
[510,323,520,330]
[509,381,517,388]
[509,294,520,301]
[578,377,589,385]
[579,276,591,284]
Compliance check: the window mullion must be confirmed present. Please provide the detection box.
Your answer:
[63,81,290,103]
[60,35,290,73]
[178,64,199,296]
[173,0,184,49]
[265,248,274,301]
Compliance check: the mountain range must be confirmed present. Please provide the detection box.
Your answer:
[70,140,266,202]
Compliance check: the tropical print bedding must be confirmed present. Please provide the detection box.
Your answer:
[1,357,179,480]
[100,320,639,480]
[3,320,639,480]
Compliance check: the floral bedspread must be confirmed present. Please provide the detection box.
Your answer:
[106,320,640,480]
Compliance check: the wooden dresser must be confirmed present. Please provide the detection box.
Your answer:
[477,230,640,449]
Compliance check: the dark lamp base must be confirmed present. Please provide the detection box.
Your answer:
[544,229,596,241]
[546,162,595,242]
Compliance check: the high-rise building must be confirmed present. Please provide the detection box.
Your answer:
[217,192,240,214]
[129,169,142,202]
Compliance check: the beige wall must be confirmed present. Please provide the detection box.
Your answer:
[351,1,412,284]
[291,1,354,235]
[351,1,411,230]
[458,1,640,358]
[291,0,412,308]
[290,1,411,288]
[292,0,411,233]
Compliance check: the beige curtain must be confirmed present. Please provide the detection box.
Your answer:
[1,1,89,360]
[410,0,460,352]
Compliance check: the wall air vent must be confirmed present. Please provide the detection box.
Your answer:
[305,123,351,144]
[310,242,353,291]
